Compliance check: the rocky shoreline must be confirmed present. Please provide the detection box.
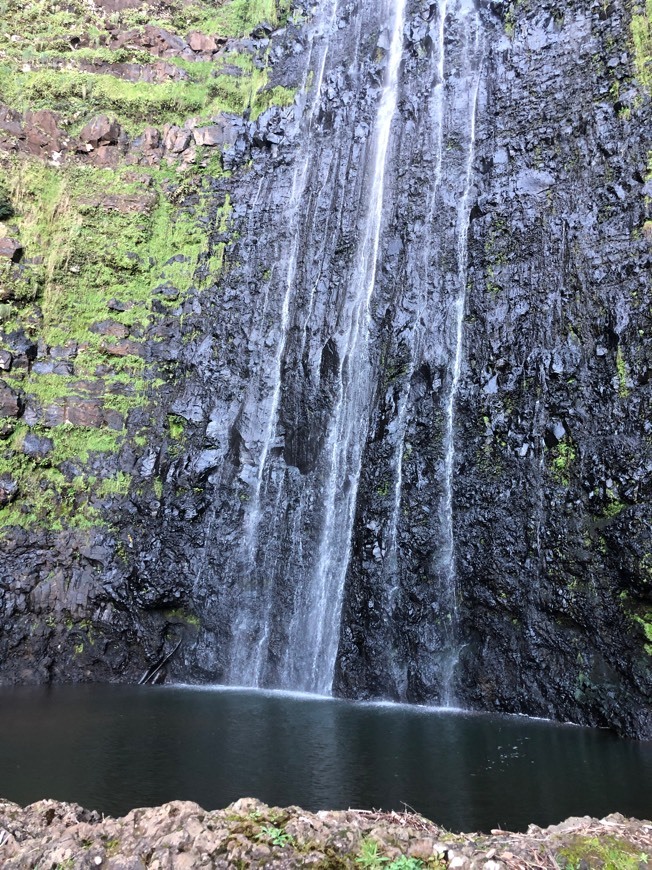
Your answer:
[0,797,650,869]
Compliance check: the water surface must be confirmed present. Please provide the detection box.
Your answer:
[0,685,650,832]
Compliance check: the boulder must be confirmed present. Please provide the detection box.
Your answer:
[140,25,192,58]
[79,116,122,149]
[162,125,192,154]
[192,116,239,147]
[187,31,218,52]
[65,398,104,428]
[90,320,130,339]
[23,109,66,155]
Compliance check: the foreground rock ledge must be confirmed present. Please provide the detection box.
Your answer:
[0,798,651,869]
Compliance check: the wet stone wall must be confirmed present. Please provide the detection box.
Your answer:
[0,0,651,738]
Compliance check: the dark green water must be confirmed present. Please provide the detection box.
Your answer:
[0,685,650,832]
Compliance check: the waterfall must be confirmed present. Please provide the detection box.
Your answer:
[283,0,409,693]
[196,0,485,704]
[226,0,342,685]
[438,8,484,704]
[385,0,449,608]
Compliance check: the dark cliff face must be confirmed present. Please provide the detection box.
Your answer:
[0,0,651,738]
[335,0,652,737]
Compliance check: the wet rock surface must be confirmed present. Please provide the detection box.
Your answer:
[0,798,650,869]
[0,0,650,740]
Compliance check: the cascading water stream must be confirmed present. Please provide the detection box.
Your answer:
[439,14,484,705]
[282,0,409,694]
[385,0,449,604]
[224,0,342,684]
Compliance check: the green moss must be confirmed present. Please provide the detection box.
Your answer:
[550,439,576,486]
[168,415,186,440]
[632,0,652,93]
[96,472,131,496]
[632,609,652,655]
[616,346,630,398]
[164,608,200,627]
[557,835,648,869]
[603,489,627,518]
[0,154,233,534]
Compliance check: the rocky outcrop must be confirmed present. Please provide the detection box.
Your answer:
[0,798,650,869]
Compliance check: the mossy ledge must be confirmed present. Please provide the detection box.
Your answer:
[0,798,650,869]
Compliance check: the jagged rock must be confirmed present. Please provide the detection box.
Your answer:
[0,476,17,506]
[0,350,12,371]
[192,117,239,147]
[22,109,66,155]
[78,115,122,149]
[78,59,188,83]
[0,238,22,262]
[65,398,104,428]
[107,299,132,312]
[140,25,193,59]
[187,31,219,53]
[22,432,54,458]
[0,800,649,870]
[90,321,130,339]
[101,339,144,358]
[0,380,23,417]
[137,126,161,152]
[50,344,78,361]
[162,125,192,154]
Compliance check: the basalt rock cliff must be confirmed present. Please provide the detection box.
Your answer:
[0,0,651,739]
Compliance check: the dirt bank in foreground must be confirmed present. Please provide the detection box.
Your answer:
[0,797,650,868]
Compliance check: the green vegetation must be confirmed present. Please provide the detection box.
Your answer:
[603,489,626,518]
[632,609,652,655]
[0,0,296,135]
[632,0,652,93]
[355,840,436,870]
[7,160,214,342]
[558,835,649,869]
[616,346,630,397]
[0,0,294,536]
[550,438,576,486]
[356,839,389,868]
[257,825,294,847]
[0,53,295,133]
[0,154,231,532]
[0,421,124,530]
[164,608,200,627]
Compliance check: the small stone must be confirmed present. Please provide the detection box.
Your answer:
[0,475,18,506]
[107,299,131,312]
[101,339,144,358]
[65,398,104,428]
[0,349,12,371]
[90,320,130,339]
